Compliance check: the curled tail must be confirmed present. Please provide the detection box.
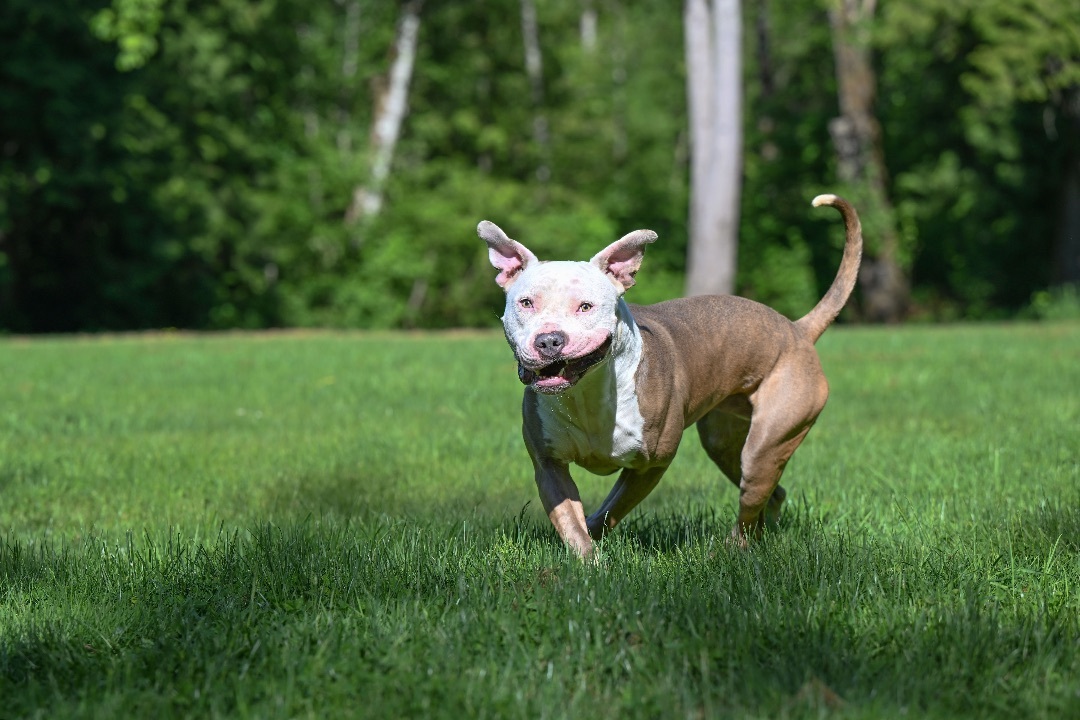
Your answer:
[795,194,863,343]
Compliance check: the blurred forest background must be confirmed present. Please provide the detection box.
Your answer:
[1,0,1078,333]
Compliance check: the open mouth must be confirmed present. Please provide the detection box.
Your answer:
[518,337,612,393]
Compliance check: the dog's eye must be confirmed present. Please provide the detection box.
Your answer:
[578,302,593,313]
[519,298,533,309]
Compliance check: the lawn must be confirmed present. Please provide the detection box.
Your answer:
[1,323,1078,719]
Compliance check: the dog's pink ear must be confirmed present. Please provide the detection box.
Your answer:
[478,221,539,290]
[590,229,657,292]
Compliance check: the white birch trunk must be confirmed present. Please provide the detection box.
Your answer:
[580,0,597,52]
[684,0,713,282]
[346,0,422,224]
[685,0,742,298]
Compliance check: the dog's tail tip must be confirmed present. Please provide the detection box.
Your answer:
[811,194,838,208]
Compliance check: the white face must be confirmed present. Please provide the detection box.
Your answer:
[478,219,654,395]
[502,260,621,393]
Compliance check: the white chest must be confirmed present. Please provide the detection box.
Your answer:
[533,332,646,472]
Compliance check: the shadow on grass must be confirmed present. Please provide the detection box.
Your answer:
[0,535,77,589]
[2,501,1078,718]
[1012,493,1080,554]
[595,489,825,555]
[251,466,851,559]
[244,463,537,527]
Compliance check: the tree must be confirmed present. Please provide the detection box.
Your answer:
[826,0,908,322]
[684,0,743,298]
[519,0,550,182]
[345,0,424,225]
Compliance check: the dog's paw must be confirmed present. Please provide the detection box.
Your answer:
[727,527,751,550]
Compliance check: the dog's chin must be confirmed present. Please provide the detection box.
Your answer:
[518,337,612,394]
[529,375,577,394]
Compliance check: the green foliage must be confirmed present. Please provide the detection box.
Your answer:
[1,0,1078,330]
[89,0,164,71]
[737,0,846,315]
[0,0,210,331]
[1,325,1079,716]
[1024,284,1080,321]
[304,165,618,328]
[877,0,1080,317]
[740,234,819,319]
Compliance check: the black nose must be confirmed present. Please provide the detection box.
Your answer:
[533,331,567,359]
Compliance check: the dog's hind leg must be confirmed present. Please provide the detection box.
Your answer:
[696,409,751,488]
[698,406,788,531]
[733,362,828,542]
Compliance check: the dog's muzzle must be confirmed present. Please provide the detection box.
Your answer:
[518,337,612,393]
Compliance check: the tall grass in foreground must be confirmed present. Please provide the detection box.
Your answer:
[1,324,1078,719]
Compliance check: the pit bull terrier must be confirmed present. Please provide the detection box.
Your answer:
[478,195,862,557]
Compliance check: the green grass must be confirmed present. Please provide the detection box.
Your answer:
[1,324,1078,719]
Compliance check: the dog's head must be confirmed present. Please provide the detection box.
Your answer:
[478,221,657,394]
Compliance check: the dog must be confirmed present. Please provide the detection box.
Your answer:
[478,195,862,557]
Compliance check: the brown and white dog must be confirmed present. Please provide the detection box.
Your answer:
[478,195,862,557]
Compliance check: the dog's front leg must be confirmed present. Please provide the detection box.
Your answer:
[585,464,669,540]
[533,460,593,557]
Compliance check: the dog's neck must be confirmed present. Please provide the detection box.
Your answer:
[608,298,643,391]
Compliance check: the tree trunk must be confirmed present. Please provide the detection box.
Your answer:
[580,0,597,52]
[336,0,362,157]
[1058,159,1080,285]
[1055,87,1080,284]
[684,0,742,298]
[609,1,628,161]
[826,0,908,322]
[345,0,423,225]
[520,0,551,182]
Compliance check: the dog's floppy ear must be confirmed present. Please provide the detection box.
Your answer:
[590,229,657,293]
[478,221,539,290]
